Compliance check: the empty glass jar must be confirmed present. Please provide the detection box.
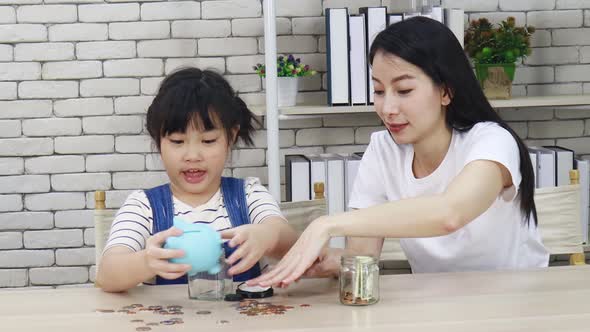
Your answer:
[339,255,379,306]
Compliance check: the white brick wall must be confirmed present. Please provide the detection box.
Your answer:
[51,173,111,191]
[19,81,78,99]
[2,0,590,287]
[0,158,24,175]
[0,62,40,80]
[15,42,74,61]
[29,267,88,285]
[0,212,53,231]
[54,98,114,117]
[201,0,261,19]
[76,41,136,60]
[42,61,102,80]
[25,155,80,175]
[141,1,201,20]
[49,23,108,42]
[0,24,47,43]
[17,5,77,23]
[22,118,82,136]
[172,20,231,38]
[79,4,140,22]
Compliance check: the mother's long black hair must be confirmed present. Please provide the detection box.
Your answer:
[369,17,537,226]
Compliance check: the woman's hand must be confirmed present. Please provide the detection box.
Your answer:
[246,217,332,287]
[143,227,191,280]
[220,224,276,276]
[303,248,343,279]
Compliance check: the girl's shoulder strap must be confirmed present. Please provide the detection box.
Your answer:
[144,183,174,234]
[220,177,262,282]
[220,177,249,227]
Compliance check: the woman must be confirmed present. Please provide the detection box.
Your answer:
[250,17,549,288]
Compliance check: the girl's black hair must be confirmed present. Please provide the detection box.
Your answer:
[369,17,537,226]
[146,67,259,149]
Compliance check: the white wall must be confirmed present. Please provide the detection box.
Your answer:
[0,0,589,287]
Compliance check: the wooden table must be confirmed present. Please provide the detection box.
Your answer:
[3,266,590,332]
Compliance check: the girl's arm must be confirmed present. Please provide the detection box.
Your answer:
[259,216,299,258]
[250,159,511,286]
[96,227,190,293]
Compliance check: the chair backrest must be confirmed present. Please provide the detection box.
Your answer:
[535,183,583,255]
[94,191,116,270]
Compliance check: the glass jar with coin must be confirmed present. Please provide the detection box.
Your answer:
[339,255,379,306]
[188,253,233,301]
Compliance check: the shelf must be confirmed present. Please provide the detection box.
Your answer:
[250,94,590,117]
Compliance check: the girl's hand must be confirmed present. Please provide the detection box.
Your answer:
[220,224,276,276]
[246,217,332,287]
[143,227,191,280]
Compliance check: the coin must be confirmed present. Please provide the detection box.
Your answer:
[95,309,115,313]
[167,305,183,310]
[196,310,211,315]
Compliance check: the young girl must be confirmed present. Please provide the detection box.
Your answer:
[251,17,549,287]
[96,67,297,292]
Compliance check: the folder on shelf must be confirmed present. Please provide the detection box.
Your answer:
[529,151,538,187]
[387,14,403,26]
[359,6,387,105]
[325,8,350,106]
[342,153,362,211]
[322,153,346,248]
[443,8,464,48]
[285,155,311,202]
[529,147,556,188]
[431,6,444,23]
[543,146,575,187]
[349,15,368,105]
[402,12,421,20]
[575,158,589,243]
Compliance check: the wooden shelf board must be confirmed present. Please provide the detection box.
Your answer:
[250,95,590,117]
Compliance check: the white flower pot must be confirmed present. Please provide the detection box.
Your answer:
[277,77,299,107]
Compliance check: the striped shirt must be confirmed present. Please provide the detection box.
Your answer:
[104,177,284,253]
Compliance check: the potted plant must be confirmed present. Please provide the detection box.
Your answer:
[464,17,535,99]
[254,54,316,107]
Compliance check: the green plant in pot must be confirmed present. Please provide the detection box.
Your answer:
[253,55,316,107]
[465,17,535,99]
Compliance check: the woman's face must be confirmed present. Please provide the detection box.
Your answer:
[372,51,451,145]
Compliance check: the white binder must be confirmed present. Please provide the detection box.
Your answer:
[325,8,350,105]
[349,15,368,105]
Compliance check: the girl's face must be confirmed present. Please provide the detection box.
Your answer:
[159,115,236,207]
[372,51,451,146]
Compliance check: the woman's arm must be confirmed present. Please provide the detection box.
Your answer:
[328,160,509,238]
[250,159,510,286]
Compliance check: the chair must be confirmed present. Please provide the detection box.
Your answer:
[380,169,587,273]
[535,170,586,265]
[93,182,328,276]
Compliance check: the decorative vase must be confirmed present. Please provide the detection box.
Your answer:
[474,63,516,100]
[277,77,299,107]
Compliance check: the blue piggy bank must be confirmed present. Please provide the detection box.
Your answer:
[164,218,223,276]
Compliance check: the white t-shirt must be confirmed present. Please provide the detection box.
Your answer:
[349,122,549,273]
[104,177,284,253]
